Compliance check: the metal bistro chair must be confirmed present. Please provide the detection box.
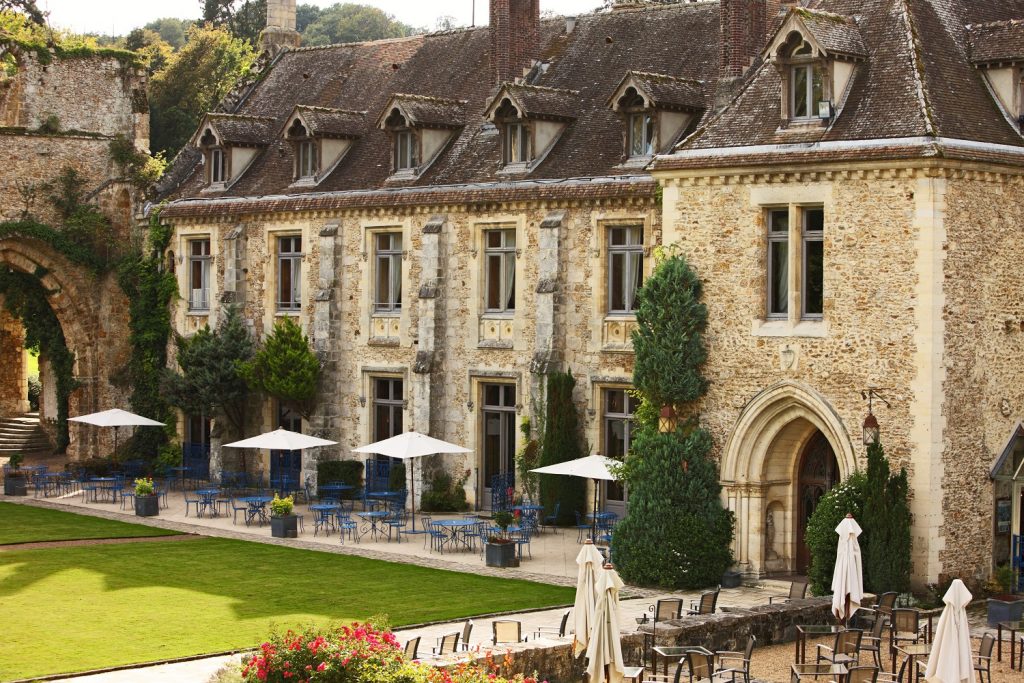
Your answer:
[574,510,593,543]
[312,506,334,537]
[816,628,863,667]
[861,613,887,669]
[716,635,756,683]
[542,502,561,533]
[403,636,420,660]
[183,490,202,517]
[646,598,683,666]
[336,511,358,544]
[845,665,900,683]
[889,608,927,665]
[458,619,473,651]
[769,580,809,604]
[858,591,898,630]
[687,586,721,615]
[684,648,725,683]
[532,610,571,640]
[492,619,523,646]
[974,633,994,683]
[432,632,460,656]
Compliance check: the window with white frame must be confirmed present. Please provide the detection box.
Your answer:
[607,225,644,314]
[504,122,529,165]
[188,238,211,311]
[374,232,403,313]
[277,235,302,311]
[603,387,637,508]
[210,147,226,183]
[297,139,317,179]
[394,130,417,171]
[791,62,824,119]
[628,111,655,157]
[484,229,516,313]
[766,205,824,320]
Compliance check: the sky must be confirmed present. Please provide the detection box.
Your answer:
[39,1,607,37]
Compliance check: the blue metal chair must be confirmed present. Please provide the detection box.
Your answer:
[230,497,248,525]
[337,511,358,544]
[183,491,201,517]
[513,526,533,560]
[542,502,561,533]
[574,510,592,543]
[385,509,407,542]
[425,518,447,554]
[312,507,334,536]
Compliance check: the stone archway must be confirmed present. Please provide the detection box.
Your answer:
[721,380,856,577]
[0,234,131,458]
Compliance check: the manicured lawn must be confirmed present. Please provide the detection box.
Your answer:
[0,536,574,679]
[0,501,181,545]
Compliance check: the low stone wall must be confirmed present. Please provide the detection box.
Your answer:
[471,597,835,683]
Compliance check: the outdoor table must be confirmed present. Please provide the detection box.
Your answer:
[196,488,221,517]
[513,504,544,529]
[310,503,340,534]
[791,662,848,683]
[357,510,390,541]
[795,625,844,663]
[431,519,478,551]
[38,472,65,497]
[169,466,190,490]
[239,495,272,526]
[997,620,1023,669]
[893,643,930,683]
[89,477,118,503]
[319,483,352,499]
[652,646,710,678]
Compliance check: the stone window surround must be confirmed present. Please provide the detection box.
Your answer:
[470,217,525,350]
[358,367,408,447]
[465,372,521,502]
[275,233,303,314]
[262,227,307,328]
[588,212,653,353]
[361,220,411,345]
[749,185,830,339]
[187,237,212,313]
[773,32,833,129]
[175,228,217,318]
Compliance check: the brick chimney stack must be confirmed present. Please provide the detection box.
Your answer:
[491,0,541,85]
[262,0,301,55]
[720,0,767,79]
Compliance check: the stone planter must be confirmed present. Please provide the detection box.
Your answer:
[3,475,27,496]
[987,595,1024,626]
[485,541,519,568]
[271,514,299,538]
[135,494,159,517]
[721,570,742,588]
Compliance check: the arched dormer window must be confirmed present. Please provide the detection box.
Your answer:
[199,128,227,184]
[782,35,825,121]
[384,109,418,172]
[286,119,318,180]
[495,99,531,166]
[617,87,655,158]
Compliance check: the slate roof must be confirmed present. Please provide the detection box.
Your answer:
[292,106,365,138]
[376,94,468,130]
[615,71,705,112]
[201,113,275,146]
[654,0,1024,172]
[967,19,1024,64]
[488,84,580,121]
[796,9,867,58]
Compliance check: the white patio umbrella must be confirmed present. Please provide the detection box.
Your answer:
[831,513,864,624]
[585,563,626,683]
[924,579,975,683]
[69,408,165,455]
[532,454,619,542]
[222,428,338,486]
[573,539,605,657]
[352,431,471,532]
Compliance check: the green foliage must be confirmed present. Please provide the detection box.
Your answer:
[862,440,912,594]
[241,317,320,419]
[0,1,45,26]
[148,24,255,157]
[805,471,868,596]
[420,468,469,512]
[269,493,294,516]
[514,417,541,504]
[538,370,586,525]
[0,219,106,271]
[388,461,406,491]
[317,459,363,497]
[123,28,174,74]
[202,0,267,45]
[7,451,23,469]
[109,135,166,191]
[296,3,322,32]
[26,373,40,410]
[164,305,255,436]
[0,10,144,67]
[631,254,708,409]
[493,510,515,536]
[144,18,192,49]
[37,113,60,134]
[133,477,155,496]
[613,421,734,588]
[301,3,416,47]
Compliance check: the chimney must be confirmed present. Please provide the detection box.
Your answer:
[262,0,301,55]
[720,0,767,80]
[491,0,540,85]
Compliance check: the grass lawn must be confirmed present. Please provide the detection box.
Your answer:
[0,536,574,679]
[0,501,181,545]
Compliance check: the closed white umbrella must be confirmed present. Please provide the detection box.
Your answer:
[353,431,471,532]
[573,539,605,657]
[222,428,337,451]
[532,454,620,542]
[925,579,975,683]
[69,408,165,455]
[831,513,864,624]
[586,563,626,683]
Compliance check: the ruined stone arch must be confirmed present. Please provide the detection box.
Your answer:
[0,46,24,126]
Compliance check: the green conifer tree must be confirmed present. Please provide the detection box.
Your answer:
[862,440,912,593]
[538,370,587,525]
[241,317,320,419]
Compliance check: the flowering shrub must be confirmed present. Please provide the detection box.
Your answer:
[240,623,547,683]
[134,477,154,496]
[269,493,294,517]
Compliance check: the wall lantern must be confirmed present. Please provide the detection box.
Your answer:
[860,388,889,445]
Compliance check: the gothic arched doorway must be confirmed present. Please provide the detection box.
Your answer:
[796,431,839,573]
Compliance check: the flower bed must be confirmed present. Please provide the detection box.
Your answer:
[240,622,546,683]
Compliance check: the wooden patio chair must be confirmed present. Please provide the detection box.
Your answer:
[861,612,887,669]
[716,635,756,683]
[816,628,863,666]
[432,632,460,656]
[459,619,473,651]
[532,610,570,640]
[492,619,523,645]
[403,636,420,660]
[769,580,809,604]
[687,586,721,615]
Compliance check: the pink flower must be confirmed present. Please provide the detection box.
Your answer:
[317,662,327,672]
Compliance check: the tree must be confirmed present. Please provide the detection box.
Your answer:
[537,370,587,525]
[611,253,734,589]
[862,440,912,593]
[148,24,255,157]
[241,317,320,420]
[145,17,192,49]
[296,3,322,33]
[805,471,868,595]
[301,3,415,47]
[124,28,174,74]
[202,0,266,45]
[163,306,255,436]
[0,1,45,25]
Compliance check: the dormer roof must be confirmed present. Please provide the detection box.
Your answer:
[375,94,467,130]
[289,106,365,139]
[483,83,579,122]
[767,9,867,61]
[967,19,1024,66]
[608,71,705,113]
[193,113,275,147]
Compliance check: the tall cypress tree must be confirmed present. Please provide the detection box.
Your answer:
[538,370,587,525]
[612,253,734,589]
[862,440,911,593]
[241,317,320,420]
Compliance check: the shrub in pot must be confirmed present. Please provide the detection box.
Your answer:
[134,477,159,517]
[270,494,298,538]
[486,510,519,568]
[987,563,1023,625]
[3,453,28,496]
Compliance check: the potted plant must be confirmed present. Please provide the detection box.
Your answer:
[987,564,1023,625]
[3,453,28,496]
[134,477,159,517]
[485,510,519,568]
[270,493,298,538]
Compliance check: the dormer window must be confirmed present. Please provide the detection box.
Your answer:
[629,112,655,157]
[495,100,532,167]
[394,127,417,171]
[199,129,227,185]
[608,73,704,161]
[191,113,274,190]
[787,40,825,121]
[282,106,363,186]
[484,84,577,174]
[287,119,318,179]
[375,94,466,180]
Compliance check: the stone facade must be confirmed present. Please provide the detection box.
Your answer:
[0,303,28,414]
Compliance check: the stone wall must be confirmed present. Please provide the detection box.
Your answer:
[0,303,28,414]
